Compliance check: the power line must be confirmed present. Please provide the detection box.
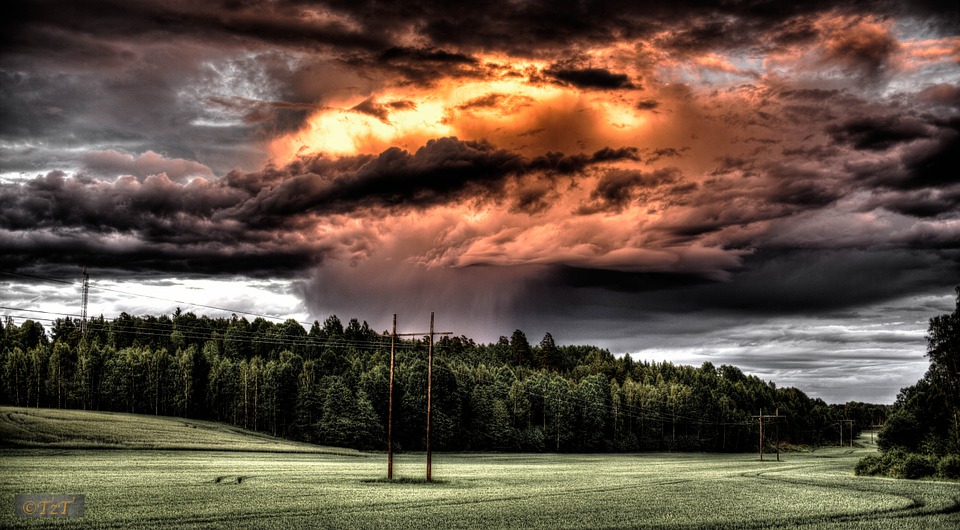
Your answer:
[0,269,74,285]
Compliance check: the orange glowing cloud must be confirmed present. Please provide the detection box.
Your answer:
[268,55,654,162]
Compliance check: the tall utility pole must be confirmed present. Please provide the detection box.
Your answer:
[387,314,396,480]
[424,311,451,482]
[841,420,855,447]
[80,267,89,338]
[427,312,434,482]
[382,312,451,482]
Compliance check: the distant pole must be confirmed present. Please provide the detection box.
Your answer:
[752,409,786,462]
[387,314,396,480]
[759,408,763,461]
[426,312,434,482]
[775,407,780,462]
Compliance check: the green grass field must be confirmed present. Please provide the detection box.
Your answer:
[0,406,357,454]
[1,408,958,529]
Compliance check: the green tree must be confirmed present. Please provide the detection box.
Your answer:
[28,344,50,408]
[318,377,357,447]
[3,347,29,406]
[294,359,323,442]
[46,341,74,408]
[174,346,197,417]
[926,286,959,452]
[223,316,251,359]
[575,374,609,451]
[510,330,531,368]
[73,340,102,410]
[539,332,561,371]
[207,354,237,424]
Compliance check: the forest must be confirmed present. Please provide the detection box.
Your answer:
[855,287,960,479]
[0,310,887,453]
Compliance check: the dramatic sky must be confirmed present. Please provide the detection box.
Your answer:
[2,0,959,403]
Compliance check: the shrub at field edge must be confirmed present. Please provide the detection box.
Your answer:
[855,451,960,480]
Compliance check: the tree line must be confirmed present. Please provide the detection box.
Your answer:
[856,287,960,479]
[1,309,887,452]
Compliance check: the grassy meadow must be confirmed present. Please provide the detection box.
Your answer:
[1,408,958,529]
[0,406,357,454]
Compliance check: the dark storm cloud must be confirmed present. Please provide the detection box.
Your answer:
[635,99,660,111]
[232,140,640,222]
[0,139,639,271]
[658,14,765,55]
[899,124,960,189]
[863,188,960,218]
[644,148,685,164]
[578,168,683,213]
[827,115,934,151]
[0,234,323,278]
[457,94,510,110]
[350,97,392,123]
[537,248,959,316]
[347,97,420,123]
[6,1,955,63]
[765,164,842,207]
[543,65,637,90]
[363,46,487,86]
[3,0,388,53]
[232,138,522,220]
[378,46,477,65]
[838,115,960,193]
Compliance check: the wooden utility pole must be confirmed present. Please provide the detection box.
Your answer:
[427,312,434,482]
[753,408,787,461]
[776,408,780,462]
[382,312,451,482]
[841,420,854,447]
[387,314,396,480]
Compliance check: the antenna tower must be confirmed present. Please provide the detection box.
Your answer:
[80,267,90,337]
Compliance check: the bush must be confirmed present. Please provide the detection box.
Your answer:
[901,454,936,479]
[879,449,908,478]
[937,454,960,479]
[854,454,882,476]
[877,411,923,452]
